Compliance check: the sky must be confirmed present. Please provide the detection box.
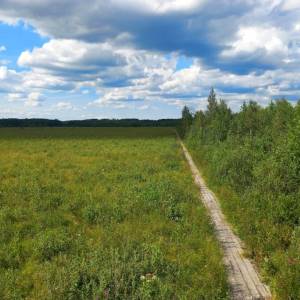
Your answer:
[0,0,300,120]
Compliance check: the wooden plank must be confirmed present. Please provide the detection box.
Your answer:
[178,139,272,300]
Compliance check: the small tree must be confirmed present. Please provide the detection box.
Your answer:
[207,88,218,117]
[205,89,232,142]
[181,106,193,137]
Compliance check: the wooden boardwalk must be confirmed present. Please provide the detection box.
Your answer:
[179,140,272,300]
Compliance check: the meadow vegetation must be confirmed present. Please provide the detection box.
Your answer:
[183,90,300,299]
[0,127,228,299]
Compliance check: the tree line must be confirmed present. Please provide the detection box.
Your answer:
[0,118,180,128]
[181,89,300,299]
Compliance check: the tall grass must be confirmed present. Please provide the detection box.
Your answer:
[0,128,228,299]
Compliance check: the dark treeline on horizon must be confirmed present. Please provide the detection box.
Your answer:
[0,118,180,128]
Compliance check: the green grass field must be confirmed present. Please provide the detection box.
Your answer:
[0,128,228,300]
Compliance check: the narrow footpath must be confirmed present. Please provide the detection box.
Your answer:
[179,139,272,300]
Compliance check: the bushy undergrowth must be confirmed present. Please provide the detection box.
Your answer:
[0,127,228,299]
[184,91,300,299]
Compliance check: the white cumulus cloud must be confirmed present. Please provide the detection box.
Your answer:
[222,26,288,58]
[281,0,300,11]
[25,92,43,106]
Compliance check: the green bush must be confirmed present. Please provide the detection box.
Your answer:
[186,97,300,299]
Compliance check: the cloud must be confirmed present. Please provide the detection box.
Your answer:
[0,45,6,52]
[88,57,300,112]
[221,26,288,59]
[14,34,300,112]
[0,66,8,80]
[0,0,296,68]
[111,0,205,14]
[0,66,23,93]
[138,104,149,110]
[7,93,25,102]
[25,92,43,106]
[55,101,73,110]
[0,0,300,118]
[281,0,300,11]
[1,0,298,77]
[17,38,177,94]
[18,39,124,74]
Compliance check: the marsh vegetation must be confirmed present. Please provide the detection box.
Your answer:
[0,127,228,299]
[183,90,300,299]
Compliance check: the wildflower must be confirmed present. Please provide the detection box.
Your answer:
[140,275,146,281]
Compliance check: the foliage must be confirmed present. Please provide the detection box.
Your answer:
[186,94,300,299]
[180,106,193,137]
[0,127,228,299]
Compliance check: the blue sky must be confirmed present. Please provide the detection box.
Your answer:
[0,0,300,120]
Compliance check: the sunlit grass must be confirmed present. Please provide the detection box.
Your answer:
[0,128,228,299]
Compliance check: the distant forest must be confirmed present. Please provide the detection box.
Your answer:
[0,118,180,127]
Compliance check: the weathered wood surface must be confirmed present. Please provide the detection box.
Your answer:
[179,140,272,300]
